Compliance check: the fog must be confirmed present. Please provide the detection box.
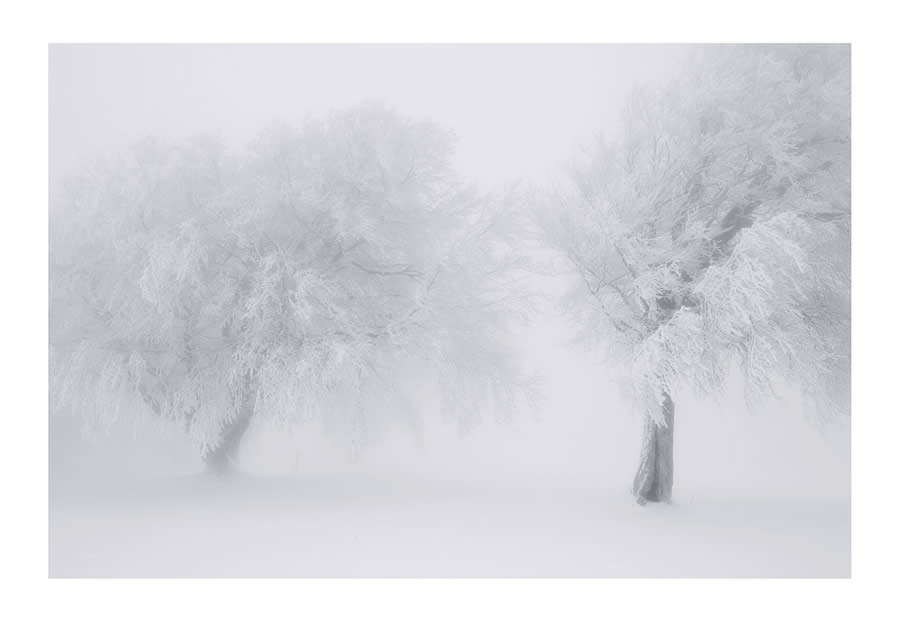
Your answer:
[49,44,850,577]
[50,44,687,188]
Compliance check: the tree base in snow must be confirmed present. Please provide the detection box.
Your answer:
[202,389,257,476]
[632,393,675,505]
[203,455,239,477]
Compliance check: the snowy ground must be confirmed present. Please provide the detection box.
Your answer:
[49,392,849,577]
[50,469,848,578]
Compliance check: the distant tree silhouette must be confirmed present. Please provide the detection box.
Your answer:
[50,105,536,474]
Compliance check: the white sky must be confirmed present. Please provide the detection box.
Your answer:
[50,44,687,190]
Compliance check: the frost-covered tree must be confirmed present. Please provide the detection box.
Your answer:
[50,105,535,474]
[541,45,850,504]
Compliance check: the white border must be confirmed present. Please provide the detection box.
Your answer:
[3,1,898,620]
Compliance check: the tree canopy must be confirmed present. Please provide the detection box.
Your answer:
[50,105,536,469]
[541,45,850,423]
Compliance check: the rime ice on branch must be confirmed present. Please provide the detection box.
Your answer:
[50,104,537,473]
[540,45,850,504]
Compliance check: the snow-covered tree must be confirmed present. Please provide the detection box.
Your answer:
[50,104,536,474]
[540,45,850,504]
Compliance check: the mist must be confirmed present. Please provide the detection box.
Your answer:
[48,44,850,578]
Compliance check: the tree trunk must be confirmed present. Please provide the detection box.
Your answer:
[204,389,256,476]
[632,393,675,504]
